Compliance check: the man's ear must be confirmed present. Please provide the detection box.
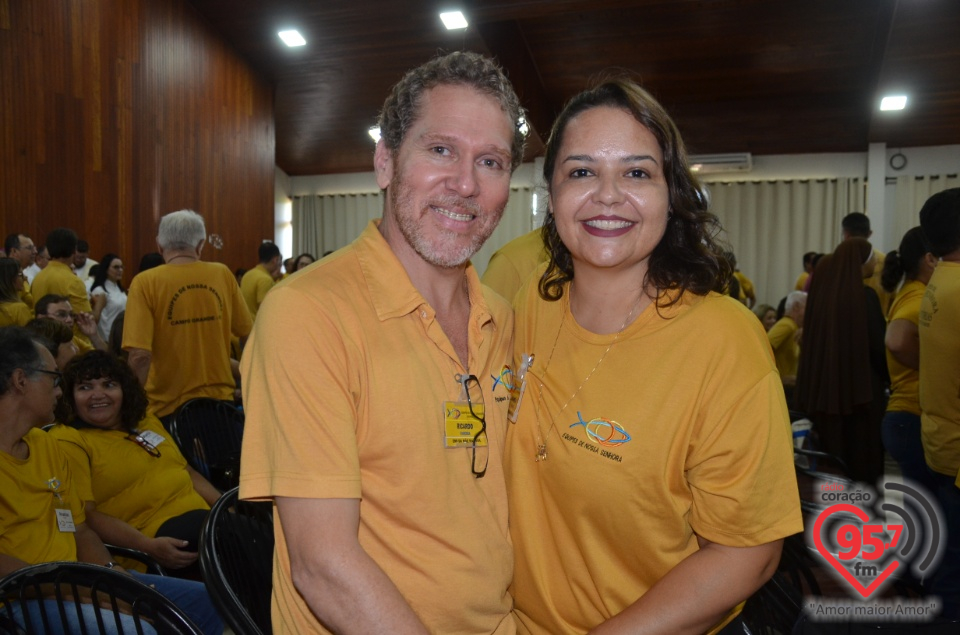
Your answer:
[195,240,205,258]
[374,140,394,191]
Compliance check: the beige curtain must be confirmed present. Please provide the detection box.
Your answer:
[705,178,865,308]
[292,187,536,275]
[892,174,960,246]
[292,192,383,257]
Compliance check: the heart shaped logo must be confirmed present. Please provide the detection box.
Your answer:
[813,503,901,599]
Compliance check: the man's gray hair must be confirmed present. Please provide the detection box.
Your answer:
[785,290,807,315]
[378,51,526,171]
[158,210,206,251]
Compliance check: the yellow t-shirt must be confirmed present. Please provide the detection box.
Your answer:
[240,263,275,319]
[733,270,755,304]
[49,416,209,539]
[767,315,800,378]
[795,272,809,291]
[19,279,34,309]
[31,260,92,313]
[0,428,85,564]
[481,229,548,304]
[919,261,960,476]
[0,300,32,327]
[122,261,252,417]
[886,280,925,415]
[240,221,516,635]
[506,285,803,635]
[865,249,892,314]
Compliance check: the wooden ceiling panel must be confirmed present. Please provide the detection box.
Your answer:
[188,0,960,175]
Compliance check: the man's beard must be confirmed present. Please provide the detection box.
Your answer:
[390,178,504,269]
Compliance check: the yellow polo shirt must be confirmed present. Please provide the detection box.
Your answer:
[767,315,800,378]
[0,428,85,565]
[32,260,92,313]
[241,220,516,635]
[123,261,252,417]
[919,261,960,476]
[886,280,925,415]
[481,229,548,304]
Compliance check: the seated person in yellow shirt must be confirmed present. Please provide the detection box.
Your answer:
[49,351,221,578]
[35,293,108,353]
[0,326,223,633]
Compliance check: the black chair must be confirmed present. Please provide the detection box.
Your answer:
[199,486,273,635]
[167,398,244,492]
[0,561,202,634]
[105,545,167,577]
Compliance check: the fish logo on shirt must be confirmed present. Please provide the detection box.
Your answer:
[569,411,632,446]
[491,365,515,392]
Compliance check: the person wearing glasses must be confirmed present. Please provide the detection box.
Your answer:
[0,327,223,633]
[504,80,802,634]
[241,51,524,634]
[4,233,37,309]
[0,258,32,327]
[89,253,128,342]
[35,293,109,353]
[47,350,221,579]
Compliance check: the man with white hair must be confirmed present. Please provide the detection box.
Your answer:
[768,291,806,402]
[123,210,252,423]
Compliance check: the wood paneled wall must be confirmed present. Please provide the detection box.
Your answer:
[0,0,274,271]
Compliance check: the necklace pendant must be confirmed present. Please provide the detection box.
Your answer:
[535,444,548,462]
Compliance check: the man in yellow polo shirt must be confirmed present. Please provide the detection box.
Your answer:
[240,242,281,318]
[918,188,960,618]
[482,227,548,304]
[240,52,525,634]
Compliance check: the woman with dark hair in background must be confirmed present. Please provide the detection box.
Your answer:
[292,252,316,272]
[796,238,889,484]
[506,78,801,634]
[880,227,938,492]
[48,351,221,578]
[90,253,128,342]
[0,258,31,327]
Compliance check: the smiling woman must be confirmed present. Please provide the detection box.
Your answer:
[47,351,221,578]
[505,79,803,635]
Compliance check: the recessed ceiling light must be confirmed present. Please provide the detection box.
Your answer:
[278,30,306,47]
[368,126,381,143]
[440,11,468,30]
[880,95,907,111]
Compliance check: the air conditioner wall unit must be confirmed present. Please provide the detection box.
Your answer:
[688,152,752,174]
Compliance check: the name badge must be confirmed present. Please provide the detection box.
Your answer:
[138,430,166,447]
[508,353,534,423]
[443,401,487,448]
[56,508,76,533]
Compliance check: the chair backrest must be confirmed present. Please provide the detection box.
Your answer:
[0,562,202,634]
[168,398,244,491]
[199,486,274,635]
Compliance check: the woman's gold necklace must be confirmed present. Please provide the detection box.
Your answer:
[532,287,644,462]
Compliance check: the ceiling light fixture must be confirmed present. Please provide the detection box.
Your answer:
[440,11,468,30]
[278,30,306,47]
[368,126,381,143]
[880,95,907,111]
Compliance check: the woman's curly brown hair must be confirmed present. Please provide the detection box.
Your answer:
[61,350,148,432]
[538,79,731,306]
